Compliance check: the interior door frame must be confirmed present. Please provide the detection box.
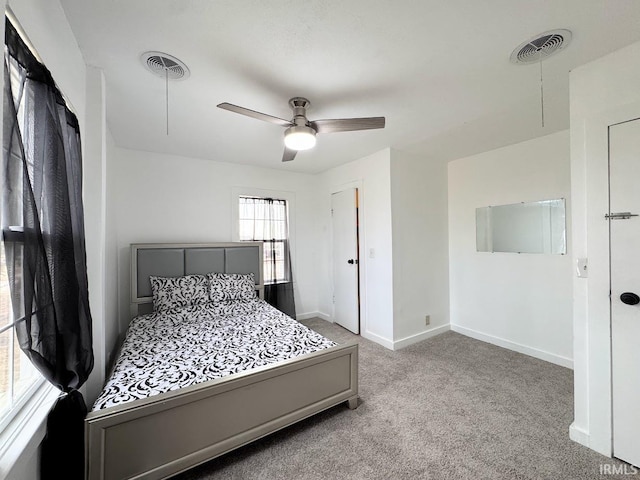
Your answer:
[608,115,640,464]
[330,180,365,336]
[572,101,640,457]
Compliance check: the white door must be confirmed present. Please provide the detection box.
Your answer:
[610,118,640,468]
[331,188,360,334]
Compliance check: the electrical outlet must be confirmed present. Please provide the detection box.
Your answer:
[425,315,430,326]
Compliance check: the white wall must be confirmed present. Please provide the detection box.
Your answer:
[108,146,322,335]
[390,149,450,347]
[110,145,451,353]
[318,149,394,346]
[569,39,640,456]
[1,1,107,479]
[448,131,573,368]
[105,128,119,371]
[83,66,108,404]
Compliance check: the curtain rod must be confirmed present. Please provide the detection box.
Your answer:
[5,6,78,117]
[240,196,287,203]
[5,7,42,64]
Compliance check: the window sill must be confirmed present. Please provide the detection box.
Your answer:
[0,382,59,479]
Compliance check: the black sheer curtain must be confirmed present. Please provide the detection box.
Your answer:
[264,243,296,318]
[2,19,93,479]
[239,197,296,317]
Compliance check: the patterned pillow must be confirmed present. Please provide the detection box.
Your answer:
[149,274,210,312]
[207,272,256,303]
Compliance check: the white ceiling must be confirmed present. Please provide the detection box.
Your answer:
[60,0,640,174]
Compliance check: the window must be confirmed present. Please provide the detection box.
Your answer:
[0,244,42,432]
[2,16,93,477]
[238,196,290,284]
[0,19,44,432]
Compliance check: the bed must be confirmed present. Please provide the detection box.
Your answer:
[85,242,359,480]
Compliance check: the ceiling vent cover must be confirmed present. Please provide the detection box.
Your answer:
[510,29,572,64]
[141,51,190,80]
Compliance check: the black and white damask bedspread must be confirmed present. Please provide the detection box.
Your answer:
[92,299,336,411]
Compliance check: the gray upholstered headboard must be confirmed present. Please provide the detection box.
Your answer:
[130,242,264,316]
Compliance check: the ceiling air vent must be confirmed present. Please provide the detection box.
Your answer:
[141,51,190,80]
[510,29,572,64]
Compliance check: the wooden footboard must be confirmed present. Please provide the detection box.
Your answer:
[85,342,358,480]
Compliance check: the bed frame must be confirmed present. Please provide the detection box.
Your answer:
[85,242,358,480]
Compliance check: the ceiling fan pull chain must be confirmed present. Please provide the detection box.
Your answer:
[539,55,545,128]
[140,52,191,136]
[509,30,572,130]
[166,68,169,136]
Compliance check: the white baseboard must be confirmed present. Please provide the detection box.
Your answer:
[569,422,590,448]
[296,311,331,322]
[298,314,396,350]
[450,324,573,369]
[362,330,394,350]
[392,324,451,350]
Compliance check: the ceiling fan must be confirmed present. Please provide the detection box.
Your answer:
[217,97,385,162]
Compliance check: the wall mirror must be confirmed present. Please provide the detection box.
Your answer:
[476,199,566,254]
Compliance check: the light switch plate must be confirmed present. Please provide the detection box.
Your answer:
[577,258,588,278]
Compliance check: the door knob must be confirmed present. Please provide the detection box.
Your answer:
[347,259,354,264]
[620,292,640,305]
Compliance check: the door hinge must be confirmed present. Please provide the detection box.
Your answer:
[605,212,638,220]
[331,208,334,216]
[332,295,335,304]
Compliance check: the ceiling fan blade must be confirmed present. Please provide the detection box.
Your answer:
[217,103,293,127]
[282,147,297,162]
[310,117,385,134]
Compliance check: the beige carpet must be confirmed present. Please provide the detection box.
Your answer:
[174,319,630,480]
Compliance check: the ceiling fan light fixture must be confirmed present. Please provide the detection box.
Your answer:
[217,98,385,162]
[284,126,316,151]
